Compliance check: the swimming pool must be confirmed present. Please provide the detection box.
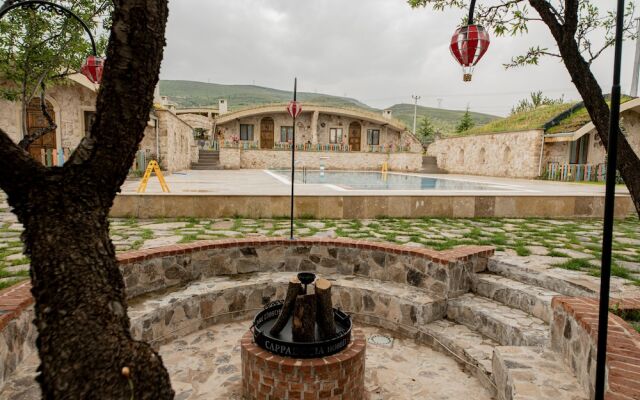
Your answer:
[268,170,514,191]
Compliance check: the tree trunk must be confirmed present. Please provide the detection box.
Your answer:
[292,294,317,342]
[529,0,640,217]
[0,0,173,397]
[270,276,302,336]
[315,278,336,340]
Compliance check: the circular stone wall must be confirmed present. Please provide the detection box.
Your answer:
[241,329,366,400]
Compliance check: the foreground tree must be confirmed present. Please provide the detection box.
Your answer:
[0,0,173,398]
[409,0,640,216]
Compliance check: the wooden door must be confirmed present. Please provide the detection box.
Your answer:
[26,98,56,163]
[348,122,361,151]
[260,117,274,149]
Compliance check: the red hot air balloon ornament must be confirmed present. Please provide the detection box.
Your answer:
[450,24,490,82]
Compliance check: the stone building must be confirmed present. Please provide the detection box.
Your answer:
[0,75,198,173]
[427,98,640,180]
[213,104,423,171]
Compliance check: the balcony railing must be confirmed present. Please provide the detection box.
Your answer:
[220,141,411,153]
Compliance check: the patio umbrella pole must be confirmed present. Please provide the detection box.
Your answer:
[594,0,624,398]
[290,78,297,240]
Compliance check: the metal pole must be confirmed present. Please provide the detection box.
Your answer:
[631,18,640,97]
[412,95,421,135]
[468,0,477,24]
[594,0,624,398]
[290,78,297,240]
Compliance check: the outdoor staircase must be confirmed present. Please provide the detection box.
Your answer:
[191,150,223,170]
[421,156,448,174]
[421,259,591,400]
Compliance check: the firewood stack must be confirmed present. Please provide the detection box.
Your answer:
[269,276,337,342]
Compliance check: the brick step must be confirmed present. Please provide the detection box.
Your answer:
[447,293,549,347]
[198,155,220,160]
[487,256,598,298]
[128,272,447,347]
[421,319,498,395]
[472,274,560,323]
[421,156,448,174]
[192,160,220,165]
[493,346,588,400]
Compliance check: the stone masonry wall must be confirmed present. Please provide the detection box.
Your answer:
[220,148,423,171]
[118,238,492,300]
[0,82,97,152]
[155,109,197,173]
[551,297,640,399]
[427,130,544,178]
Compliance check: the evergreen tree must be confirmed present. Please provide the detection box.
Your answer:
[417,116,435,143]
[456,108,475,133]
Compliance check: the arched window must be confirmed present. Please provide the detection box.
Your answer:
[479,147,486,164]
[458,148,465,165]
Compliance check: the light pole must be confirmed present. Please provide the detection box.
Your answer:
[594,0,625,398]
[412,94,421,135]
[286,79,302,240]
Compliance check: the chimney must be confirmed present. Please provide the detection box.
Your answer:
[219,99,228,115]
[382,109,392,120]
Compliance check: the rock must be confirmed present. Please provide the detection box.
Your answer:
[141,236,182,249]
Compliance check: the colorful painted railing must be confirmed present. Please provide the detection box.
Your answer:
[40,148,71,167]
[544,163,606,182]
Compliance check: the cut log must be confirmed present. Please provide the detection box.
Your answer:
[315,278,337,339]
[292,294,317,342]
[269,276,302,336]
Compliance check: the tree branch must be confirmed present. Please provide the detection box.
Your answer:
[528,0,565,40]
[0,127,46,202]
[564,0,579,35]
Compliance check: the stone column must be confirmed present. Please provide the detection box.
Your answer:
[311,110,319,145]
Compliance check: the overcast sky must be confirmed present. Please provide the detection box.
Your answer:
[159,0,638,117]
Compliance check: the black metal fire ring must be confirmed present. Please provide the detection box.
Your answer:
[252,302,352,359]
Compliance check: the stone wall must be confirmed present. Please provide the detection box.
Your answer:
[0,283,36,390]
[140,109,197,173]
[117,238,492,300]
[219,148,423,171]
[551,296,640,399]
[427,130,544,178]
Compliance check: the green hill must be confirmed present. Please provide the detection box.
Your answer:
[159,80,500,134]
[388,104,499,136]
[159,80,373,111]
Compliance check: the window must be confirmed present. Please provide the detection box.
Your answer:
[240,124,254,141]
[84,111,96,138]
[280,126,293,142]
[329,128,343,144]
[367,129,380,145]
[569,135,589,164]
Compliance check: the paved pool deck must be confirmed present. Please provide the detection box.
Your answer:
[121,170,631,197]
[114,170,636,219]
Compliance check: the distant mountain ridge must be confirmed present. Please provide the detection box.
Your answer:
[159,80,499,134]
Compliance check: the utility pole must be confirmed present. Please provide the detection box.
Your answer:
[631,17,640,97]
[412,95,421,134]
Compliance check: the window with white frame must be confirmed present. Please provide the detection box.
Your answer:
[367,129,380,145]
[329,128,343,144]
[240,124,254,141]
[280,126,294,142]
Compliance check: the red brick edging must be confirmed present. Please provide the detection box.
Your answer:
[552,297,640,400]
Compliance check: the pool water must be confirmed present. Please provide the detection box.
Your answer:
[270,170,510,191]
